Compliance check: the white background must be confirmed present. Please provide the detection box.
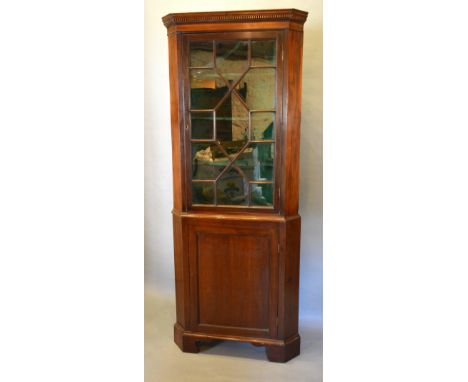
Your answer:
[1,0,468,381]
[145,0,323,320]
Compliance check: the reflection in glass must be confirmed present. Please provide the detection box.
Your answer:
[190,69,228,109]
[191,143,227,180]
[191,111,213,139]
[190,41,213,67]
[189,38,278,208]
[192,182,215,205]
[216,41,248,82]
[251,40,276,66]
[236,68,275,110]
[233,143,274,181]
[217,168,247,206]
[251,183,273,206]
[251,112,275,140]
[216,92,248,153]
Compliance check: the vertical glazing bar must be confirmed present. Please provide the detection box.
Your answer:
[212,40,216,68]
[247,39,252,207]
[248,111,252,141]
[213,114,217,199]
[211,33,217,207]
[213,179,218,206]
[213,109,217,141]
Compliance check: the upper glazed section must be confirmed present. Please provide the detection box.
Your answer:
[162,9,308,28]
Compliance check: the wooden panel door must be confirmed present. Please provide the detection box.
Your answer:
[187,220,278,338]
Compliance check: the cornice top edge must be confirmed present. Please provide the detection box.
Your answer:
[162,9,308,28]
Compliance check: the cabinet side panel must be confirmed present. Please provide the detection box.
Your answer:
[172,213,189,327]
[283,216,301,338]
[168,33,185,211]
[281,30,304,215]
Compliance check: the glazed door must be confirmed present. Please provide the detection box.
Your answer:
[187,220,279,338]
[183,31,283,213]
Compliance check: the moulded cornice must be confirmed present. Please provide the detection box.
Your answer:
[162,9,308,28]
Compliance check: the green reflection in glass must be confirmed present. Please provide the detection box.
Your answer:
[192,182,215,205]
[216,92,248,154]
[190,41,213,67]
[251,183,273,206]
[216,41,248,82]
[233,143,274,181]
[236,68,276,110]
[191,112,213,140]
[190,69,228,110]
[251,112,275,140]
[216,168,247,206]
[191,143,227,180]
[190,39,278,209]
[251,40,276,66]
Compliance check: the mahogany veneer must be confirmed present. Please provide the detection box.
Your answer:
[162,9,308,362]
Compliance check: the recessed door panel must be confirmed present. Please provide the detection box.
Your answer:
[188,221,278,337]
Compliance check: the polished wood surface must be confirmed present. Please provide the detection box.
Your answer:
[197,233,270,330]
[163,9,308,34]
[163,8,308,363]
[187,218,279,337]
[162,9,308,28]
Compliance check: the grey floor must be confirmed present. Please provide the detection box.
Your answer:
[145,288,323,382]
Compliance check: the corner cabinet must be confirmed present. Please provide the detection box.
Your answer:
[162,9,308,363]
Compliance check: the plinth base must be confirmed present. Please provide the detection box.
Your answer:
[174,323,300,363]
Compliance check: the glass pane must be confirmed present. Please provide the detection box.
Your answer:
[190,69,229,110]
[216,41,248,83]
[236,68,275,110]
[190,39,278,209]
[251,40,276,66]
[251,112,275,140]
[217,168,247,206]
[192,182,215,205]
[192,143,228,180]
[251,183,273,206]
[190,41,213,67]
[216,92,248,155]
[234,143,274,181]
[191,112,213,140]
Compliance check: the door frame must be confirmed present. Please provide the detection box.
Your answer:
[181,30,285,214]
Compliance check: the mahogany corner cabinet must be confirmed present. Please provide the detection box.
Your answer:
[162,9,308,363]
